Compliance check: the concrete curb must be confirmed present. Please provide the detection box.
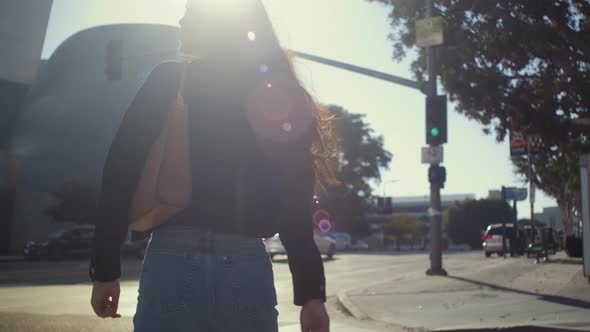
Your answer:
[335,289,370,320]
[336,288,588,332]
[336,292,589,332]
[435,325,590,332]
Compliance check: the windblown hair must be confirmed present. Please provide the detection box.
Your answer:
[183,0,341,195]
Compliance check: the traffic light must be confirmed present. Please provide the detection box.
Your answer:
[426,95,448,145]
[428,165,446,188]
[105,40,123,80]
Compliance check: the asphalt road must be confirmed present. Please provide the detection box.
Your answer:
[0,250,526,331]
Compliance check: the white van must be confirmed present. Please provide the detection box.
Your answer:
[262,231,337,259]
[481,223,525,257]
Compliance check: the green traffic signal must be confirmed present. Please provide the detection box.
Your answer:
[426,95,447,145]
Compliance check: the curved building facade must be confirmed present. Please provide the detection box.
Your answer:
[6,23,179,252]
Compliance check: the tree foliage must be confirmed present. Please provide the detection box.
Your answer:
[367,0,589,144]
[365,0,590,234]
[447,199,514,248]
[322,105,393,233]
[44,180,99,225]
[512,143,583,234]
[384,215,423,249]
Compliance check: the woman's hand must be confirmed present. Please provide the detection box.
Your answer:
[300,299,329,332]
[91,279,121,318]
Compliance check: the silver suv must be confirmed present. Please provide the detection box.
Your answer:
[481,223,525,257]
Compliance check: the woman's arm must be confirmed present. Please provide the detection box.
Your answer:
[89,62,181,282]
[247,74,327,306]
[277,151,327,306]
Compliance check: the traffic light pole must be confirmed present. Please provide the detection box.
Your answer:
[288,0,447,276]
[425,0,447,276]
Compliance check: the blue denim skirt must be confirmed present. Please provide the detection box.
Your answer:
[133,222,278,332]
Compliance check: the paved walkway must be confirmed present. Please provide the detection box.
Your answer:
[337,252,590,331]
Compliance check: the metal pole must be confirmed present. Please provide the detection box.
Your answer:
[426,0,446,276]
[502,218,507,259]
[529,145,536,240]
[289,50,426,92]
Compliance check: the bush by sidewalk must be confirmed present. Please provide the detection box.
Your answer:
[565,235,583,258]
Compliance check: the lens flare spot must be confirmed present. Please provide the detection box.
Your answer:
[313,209,331,226]
[259,64,269,73]
[248,31,257,41]
[281,122,292,132]
[266,81,272,88]
[319,219,331,233]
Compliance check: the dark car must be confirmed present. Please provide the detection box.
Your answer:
[24,226,149,260]
[525,227,560,261]
[23,225,96,260]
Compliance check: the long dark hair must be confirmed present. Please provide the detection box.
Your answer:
[182,0,340,195]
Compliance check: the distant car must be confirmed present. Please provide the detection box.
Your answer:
[23,225,95,260]
[351,240,369,251]
[263,231,337,259]
[481,223,525,257]
[24,226,148,260]
[324,232,352,250]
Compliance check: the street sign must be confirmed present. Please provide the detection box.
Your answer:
[503,187,528,201]
[509,130,528,157]
[422,146,443,164]
[416,17,444,48]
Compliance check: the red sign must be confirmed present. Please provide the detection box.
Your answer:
[510,130,528,157]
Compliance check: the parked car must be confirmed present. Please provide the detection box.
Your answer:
[351,240,369,251]
[24,226,148,260]
[23,225,95,260]
[481,223,525,257]
[263,231,337,259]
[323,232,352,250]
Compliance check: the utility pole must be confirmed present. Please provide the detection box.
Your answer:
[424,0,447,276]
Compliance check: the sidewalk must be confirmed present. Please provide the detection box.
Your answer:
[337,252,590,331]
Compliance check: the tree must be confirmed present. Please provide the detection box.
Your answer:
[447,199,514,249]
[322,105,393,233]
[384,215,422,249]
[512,144,584,234]
[44,179,99,225]
[365,0,590,234]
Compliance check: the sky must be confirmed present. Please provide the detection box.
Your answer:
[40,0,557,219]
